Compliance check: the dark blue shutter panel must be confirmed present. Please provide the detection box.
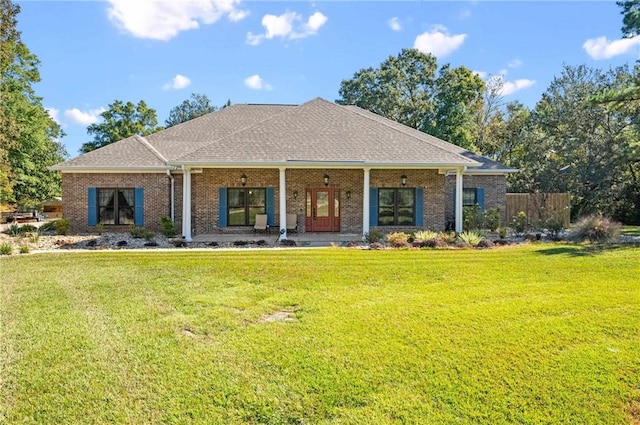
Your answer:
[266,187,275,227]
[476,188,485,212]
[218,188,227,227]
[369,188,378,226]
[87,187,97,226]
[134,187,144,226]
[415,188,423,227]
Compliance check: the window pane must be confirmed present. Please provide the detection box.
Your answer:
[398,207,414,225]
[118,189,135,225]
[229,207,245,226]
[306,191,311,218]
[334,191,340,217]
[463,188,477,206]
[379,189,395,207]
[397,189,414,207]
[98,189,115,225]
[228,189,245,208]
[316,191,329,217]
[379,206,395,225]
[247,189,266,225]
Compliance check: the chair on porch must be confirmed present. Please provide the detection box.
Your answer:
[286,213,298,233]
[254,214,269,233]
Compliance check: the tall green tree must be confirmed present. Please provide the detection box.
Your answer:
[336,48,485,148]
[510,64,640,221]
[0,0,66,206]
[164,93,227,127]
[80,100,162,153]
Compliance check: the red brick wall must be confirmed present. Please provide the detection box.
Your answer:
[62,173,173,234]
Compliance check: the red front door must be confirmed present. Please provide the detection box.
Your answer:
[306,188,340,232]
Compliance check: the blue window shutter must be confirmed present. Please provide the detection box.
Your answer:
[477,188,485,212]
[266,187,275,226]
[415,188,423,226]
[369,188,378,226]
[134,187,144,226]
[87,187,97,226]
[218,188,227,227]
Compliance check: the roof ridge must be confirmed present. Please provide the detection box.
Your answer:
[340,104,480,166]
[172,104,300,163]
[135,135,168,164]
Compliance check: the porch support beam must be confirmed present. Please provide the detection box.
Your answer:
[362,167,371,238]
[182,167,192,242]
[455,167,464,233]
[279,167,287,240]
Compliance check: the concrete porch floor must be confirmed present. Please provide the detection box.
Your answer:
[191,232,363,247]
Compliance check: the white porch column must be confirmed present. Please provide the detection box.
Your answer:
[279,167,287,240]
[362,168,371,237]
[182,167,192,242]
[455,168,464,233]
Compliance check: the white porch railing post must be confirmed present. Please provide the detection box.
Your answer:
[279,167,287,240]
[182,167,192,242]
[362,168,371,238]
[455,168,464,233]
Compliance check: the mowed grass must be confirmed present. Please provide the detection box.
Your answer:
[1,245,639,424]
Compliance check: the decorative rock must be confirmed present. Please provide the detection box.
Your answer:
[144,242,159,247]
[116,240,128,247]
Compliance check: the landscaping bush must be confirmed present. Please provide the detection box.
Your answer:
[512,211,528,236]
[463,204,483,231]
[569,215,621,243]
[26,232,39,244]
[413,229,440,242]
[20,224,37,233]
[0,243,12,255]
[5,224,22,236]
[369,242,384,250]
[386,232,409,248]
[160,216,179,237]
[95,222,104,235]
[129,226,155,240]
[457,231,484,247]
[439,231,457,245]
[364,229,383,244]
[421,238,449,249]
[19,245,30,254]
[38,220,57,233]
[544,216,564,240]
[483,207,501,232]
[55,218,70,236]
[477,239,495,249]
[498,227,508,239]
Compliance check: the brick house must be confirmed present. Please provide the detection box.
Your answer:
[53,98,516,241]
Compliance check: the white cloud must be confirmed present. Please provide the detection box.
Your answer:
[413,27,466,57]
[583,35,640,60]
[64,108,105,126]
[45,107,60,124]
[246,11,327,45]
[500,78,536,96]
[473,70,487,79]
[498,68,508,76]
[163,74,191,90]
[388,17,401,31]
[244,74,272,90]
[107,0,248,41]
[507,59,523,69]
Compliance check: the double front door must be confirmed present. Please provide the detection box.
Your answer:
[306,188,340,232]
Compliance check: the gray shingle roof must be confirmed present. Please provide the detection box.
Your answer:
[53,97,515,172]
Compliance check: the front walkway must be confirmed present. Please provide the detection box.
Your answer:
[192,232,362,247]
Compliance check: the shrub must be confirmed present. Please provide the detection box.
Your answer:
[19,245,29,254]
[20,224,37,233]
[160,216,179,237]
[369,242,384,250]
[569,215,621,243]
[95,222,104,235]
[414,229,440,242]
[5,224,22,236]
[38,220,57,233]
[364,228,383,244]
[0,243,12,255]
[483,208,501,232]
[498,227,508,239]
[129,226,155,240]
[422,238,449,249]
[26,232,39,244]
[512,211,528,236]
[55,218,70,236]
[439,231,457,245]
[386,232,409,247]
[463,204,483,231]
[457,231,484,247]
[544,216,564,239]
[477,239,495,249]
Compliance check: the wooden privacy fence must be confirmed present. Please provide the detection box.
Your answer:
[506,193,571,228]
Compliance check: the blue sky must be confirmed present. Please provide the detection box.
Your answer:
[15,0,640,156]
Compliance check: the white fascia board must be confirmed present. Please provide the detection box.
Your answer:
[50,166,173,173]
[168,161,482,169]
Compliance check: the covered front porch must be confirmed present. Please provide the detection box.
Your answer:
[180,166,467,242]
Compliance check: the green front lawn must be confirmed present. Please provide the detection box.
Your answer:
[1,245,639,424]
